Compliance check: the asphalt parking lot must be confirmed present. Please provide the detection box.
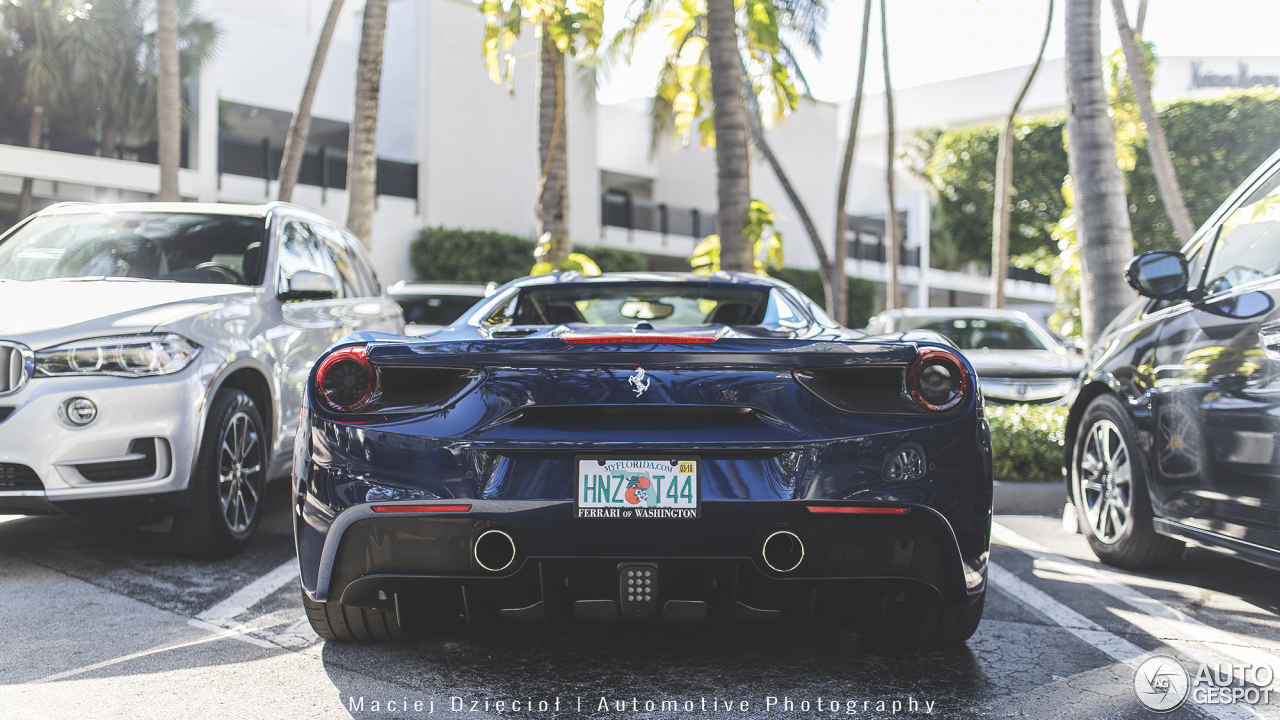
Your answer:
[1,483,1278,720]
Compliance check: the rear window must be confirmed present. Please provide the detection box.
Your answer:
[483,283,804,328]
[394,294,483,326]
[897,316,1052,351]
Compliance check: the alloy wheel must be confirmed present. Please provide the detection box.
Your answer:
[1078,419,1132,544]
[218,410,263,534]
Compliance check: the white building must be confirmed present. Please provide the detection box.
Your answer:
[2,0,1275,318]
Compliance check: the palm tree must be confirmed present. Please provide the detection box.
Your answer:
[832,0,873,324]
[1,0,86,219]
[880,0,899,311]
[480,0,604,264]
[279,0,346,203]
[155,0,180,201]
[991,0,1054,309]
[346,0,389,250]
[83,0,218,162]
[704,0,751,271]
[615,0,826,275]
[1065,0,1134,347]
[536,20,570,262]
[1108,0,1195,243]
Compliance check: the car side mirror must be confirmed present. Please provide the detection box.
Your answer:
[279,270,337,302]
[1124,251,1189,299]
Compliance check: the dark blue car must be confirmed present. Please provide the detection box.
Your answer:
[293,272,993,644]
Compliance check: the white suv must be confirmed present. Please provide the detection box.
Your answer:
[0,202,402,555]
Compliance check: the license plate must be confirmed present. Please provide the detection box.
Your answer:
[575,456,700,519]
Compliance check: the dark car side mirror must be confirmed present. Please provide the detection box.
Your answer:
[1125,251,1189,299]
[278,270,338,302]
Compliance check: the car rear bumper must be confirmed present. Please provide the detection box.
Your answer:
[300,499,985,617]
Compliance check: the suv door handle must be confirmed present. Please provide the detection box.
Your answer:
[1262,322,1280,360]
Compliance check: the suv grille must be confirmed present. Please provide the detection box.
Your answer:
[0,463,42,490]
[0,342,32,396]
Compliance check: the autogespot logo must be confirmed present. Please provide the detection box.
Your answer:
[1134,656,1276,712]
[1134,656,1190,712]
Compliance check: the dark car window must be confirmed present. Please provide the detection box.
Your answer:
[0,212,266,284]
[897,316,1051,351]
[485,283,779,327]
[277,221,339,294]
[313,224,373,298]
[343,236,381,297]
[1203,171,1280,295]
[395,295,483,326]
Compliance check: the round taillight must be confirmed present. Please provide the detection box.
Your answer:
[907,348,969,412]
[315,346,375,412]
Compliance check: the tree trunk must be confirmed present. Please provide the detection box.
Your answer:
[1066,0,1135,347]
[991,0,1055,309]
[536,22,570,263]
[346,0,389,250]
[880,0,900,311]
[705,0,751,272]
[156,0,181,202]
[832,0,874,325]
[1134,0,1148,34]
[18,104,44,220]
[1109,0,1196,243]
[279,0,346,203]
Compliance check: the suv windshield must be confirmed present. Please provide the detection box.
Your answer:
[898,316,1053,351]
[0,212,267,284]
[484,283,806,328]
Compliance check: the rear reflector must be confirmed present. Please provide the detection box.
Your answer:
[371,504,472,513]
[806,505,909,515]
[562,335,717,344]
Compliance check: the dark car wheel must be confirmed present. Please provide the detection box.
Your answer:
[169,388,267,557]
[1072,394,1183,569]
[303,593,407,643]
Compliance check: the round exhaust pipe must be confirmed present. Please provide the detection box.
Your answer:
[474,529,517,572]
[761,530,805,573]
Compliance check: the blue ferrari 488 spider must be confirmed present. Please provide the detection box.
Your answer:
[293,272,992,644]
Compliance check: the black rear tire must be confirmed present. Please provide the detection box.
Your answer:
[857,590,985,645]
[303,592,407,643]
[169,388,267,557]
[1072,394,1183,569]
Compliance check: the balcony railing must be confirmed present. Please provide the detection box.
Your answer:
[602,192,716,238]
[218,133,417,199]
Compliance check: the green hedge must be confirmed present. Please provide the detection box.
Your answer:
[772,267,877,329]
[986,404,1068,483]
[912,89,1280,266]
[409,227,648,284]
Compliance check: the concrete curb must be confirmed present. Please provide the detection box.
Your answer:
[994,481,1065,516]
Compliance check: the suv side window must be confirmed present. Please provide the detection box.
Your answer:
[1203,170,1280,295]
[277,220,338,293]
[313,224,379,298]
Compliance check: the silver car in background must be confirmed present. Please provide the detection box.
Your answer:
[387,280,489,336]
[0,202,402,555]
[863,308,1084,404]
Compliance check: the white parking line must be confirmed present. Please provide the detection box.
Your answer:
[195,558,300,625]
[988,563,1260,720]
[188,558,312,649]
[993,522,1280,672]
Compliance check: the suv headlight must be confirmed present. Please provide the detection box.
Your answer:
[35,334,201,377]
